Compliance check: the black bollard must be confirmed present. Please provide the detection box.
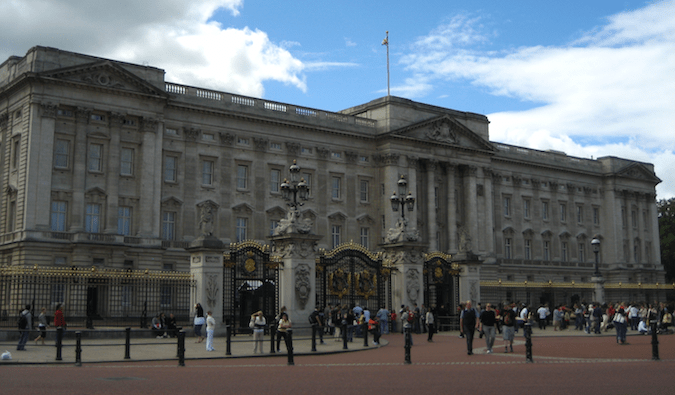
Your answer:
[177,330,185,367]
[404,327,411,364]
[342,323,348,350]
[651,320,659,361]
[75,331,82,367]
[226,325,232,356]
[524,323,533,363]
[270,324,276,354]
[124,327,131,359]
[55,327,63,361]
[311,324,317,352]
[286,330,294,366]
[175,326,183,357]
[363,322,369,347]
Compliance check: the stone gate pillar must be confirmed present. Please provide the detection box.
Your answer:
[454,251,482,305]
[187,236,225,335]
[382,242,426,312]
[270,234,322,324]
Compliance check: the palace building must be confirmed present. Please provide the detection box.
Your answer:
[0,46,667,327]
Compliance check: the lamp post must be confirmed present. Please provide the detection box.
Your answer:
[390,175,415,218]
[591,238,601,276]
[280,160,309,210]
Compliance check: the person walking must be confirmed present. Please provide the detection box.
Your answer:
[480,303,497,353]
[205,311,216,351]
[460,300,479,355]
[34,307,48,345]
[425,307,435,342]
[16,304,32,351]
[501,303,516,353]
[376,306,389,335]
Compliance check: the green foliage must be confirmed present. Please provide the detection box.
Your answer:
[658,198,675,282]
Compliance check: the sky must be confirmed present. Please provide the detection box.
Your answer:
[2,0,674,199]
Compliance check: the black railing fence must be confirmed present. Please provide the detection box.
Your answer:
[0,265,195,329]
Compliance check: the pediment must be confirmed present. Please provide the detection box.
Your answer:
[388,115,495,151]
[161,196,183,208]
[39,61,168,97]
[85,187,107,198]
[615,163,661,184]
[327,211,347,222]
[197,200,219,210]
[232,203,254,215]
[356,214,376,225]
[266,206,287,217]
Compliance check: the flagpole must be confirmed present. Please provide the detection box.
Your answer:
[382,31,390,96]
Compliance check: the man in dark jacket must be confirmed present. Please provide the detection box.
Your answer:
[17,304,32,351]
[460,300,479,355]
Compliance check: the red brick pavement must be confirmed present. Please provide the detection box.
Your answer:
[2,332,672,394]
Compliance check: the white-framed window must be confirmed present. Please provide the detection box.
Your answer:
[576,205,584,224]
[237,165,248,190]
[237,137,249,146]
[560,203,567,222]
[85,204,101,233]
[503,196,511,217]
[524,239,532,260]
[542,201,549,221]
[270,220,279,236]
[301,147,312,155]
[578,243,585,262]
[523,199,531,219]
[54,139,70,169]
[593,207,600,225]
[88,143,103,172]
[11,136,20,169]
[236,217,248,242]
[360,180,369,202]
[120,147,134,176]
[331,151,342,159]
[543,241,550,261]
[202,160,214,186]
[302,173,312,197]
[164,156,177,182]
[561,241,568,262]
[360,227,369,249]
[54,257,67,266]
[117,206,132,236]
[270,142,282,150]
[270,169,281,193]
[504,238,512,259]
[162,211,176,240]
[331,225,342,248]
[51,201,67,231]
[331,176,341,199]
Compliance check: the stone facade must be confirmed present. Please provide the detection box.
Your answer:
[0,46,666,312]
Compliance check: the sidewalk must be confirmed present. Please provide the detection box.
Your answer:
[0,330,389,365]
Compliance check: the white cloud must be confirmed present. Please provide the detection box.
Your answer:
[0,0,306,98]
[399,1,675,198]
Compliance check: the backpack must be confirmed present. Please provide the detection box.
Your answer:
[18,313,28,330]
[503,311,512,325]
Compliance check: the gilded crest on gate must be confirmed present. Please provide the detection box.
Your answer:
[328,268,350,299]
[355,270,377,300]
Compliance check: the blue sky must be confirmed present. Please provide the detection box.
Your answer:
[2,0,674,198]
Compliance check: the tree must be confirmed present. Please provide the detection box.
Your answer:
[658,198,675,282]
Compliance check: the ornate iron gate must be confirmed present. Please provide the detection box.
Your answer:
[316,242,391,312]
[424,252,460,322]
[223,241,280,332]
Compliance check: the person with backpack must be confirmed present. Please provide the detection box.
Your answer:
[16,304,32,351]
[401,306,414,346]
[501,302,516,353]
[459,300,480,355]
[309,306,325,344]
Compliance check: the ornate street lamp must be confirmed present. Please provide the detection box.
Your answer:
[281,160,309,209]
[390,175,415,218]
[591,238,601,276]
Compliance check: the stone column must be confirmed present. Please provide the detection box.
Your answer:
[445,162,457,252]
[592,276,606,304]
[188,236,226,335]
[271,233,323,324]
[454,252,482,304]
[464,166,478,252]
[138,118,160,237]
[71,107,91,232]
[25,103,57,230]
[382,243,426,311]
[483,167,495,255]
[104,112,123,234]
[426,159,438,251]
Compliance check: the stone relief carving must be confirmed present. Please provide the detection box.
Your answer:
[406,268,420,304]
[295,264,311,310]
[385,217,420,243]
[197,202,217,237]
[219,132,234,145]
[141,118,158,133]
[205,273,219,308]
[285,142,301,155]
[345,151,358,163]
[426,119,457,144]
[458,225,472,252]
[316,146,330,158]
[253,137,268,152]
[372,153,399,165]
[273,209,313,236]
[82,73,125,89]
[469,280,478,303]
[183,127,200,141]
[40,103,57,118]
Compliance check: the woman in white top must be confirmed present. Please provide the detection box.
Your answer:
[205,311,216,351]
[250,311,267,354]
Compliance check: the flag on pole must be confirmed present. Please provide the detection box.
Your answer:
[382,36,388,46]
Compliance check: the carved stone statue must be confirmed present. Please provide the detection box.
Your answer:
[199,205,214,236]
[273,208,312,236]
[406,268,420,304]
[385,217,420,243]
[295,264,311,309]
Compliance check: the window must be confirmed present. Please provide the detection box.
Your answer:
[631,210,637,229]
[360,180,369,202]
[91,114,105,122]
[51,283,65,304]
[332,225,342,248]
[117,206,132,236]
[434,187,439,209]
[236,217,247,242]
[542,201,549,220]
[202,160,214,186]
[302,173,312,197]
[301,147,312,155]
[164,156,177,182]
[523,199,531,219]
[7,201,16,232]
[12,137,20,169]
[270,220,279,236]
[621,207,627,227]
[633,244,639,263]
[54,257,67,266]
[237,165,248,189]
[120,148,134,176]
[162,212,176,240]
[543,241,550,261]
[54,139,70,169]
[560,203,567,222]
[360,227,369,249]
[643,210,649,231]
[51,201,67,231]
[503,196,511,217]
[271,169,281,193]
[578,243,585,262]
[88,143,103,172]
[237,137,249,146]
[166,128,178,135]
[359,156,369,163]
[576,205,583,224]
[202,133,214,141]
[331,176,341,199]
[593,207,600,225]
[561,242,568,262]
[270,142,282,150]
[504,238,512,259]
[85,204,101,233]
[331,152,342,159]
[524,239,532,260]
